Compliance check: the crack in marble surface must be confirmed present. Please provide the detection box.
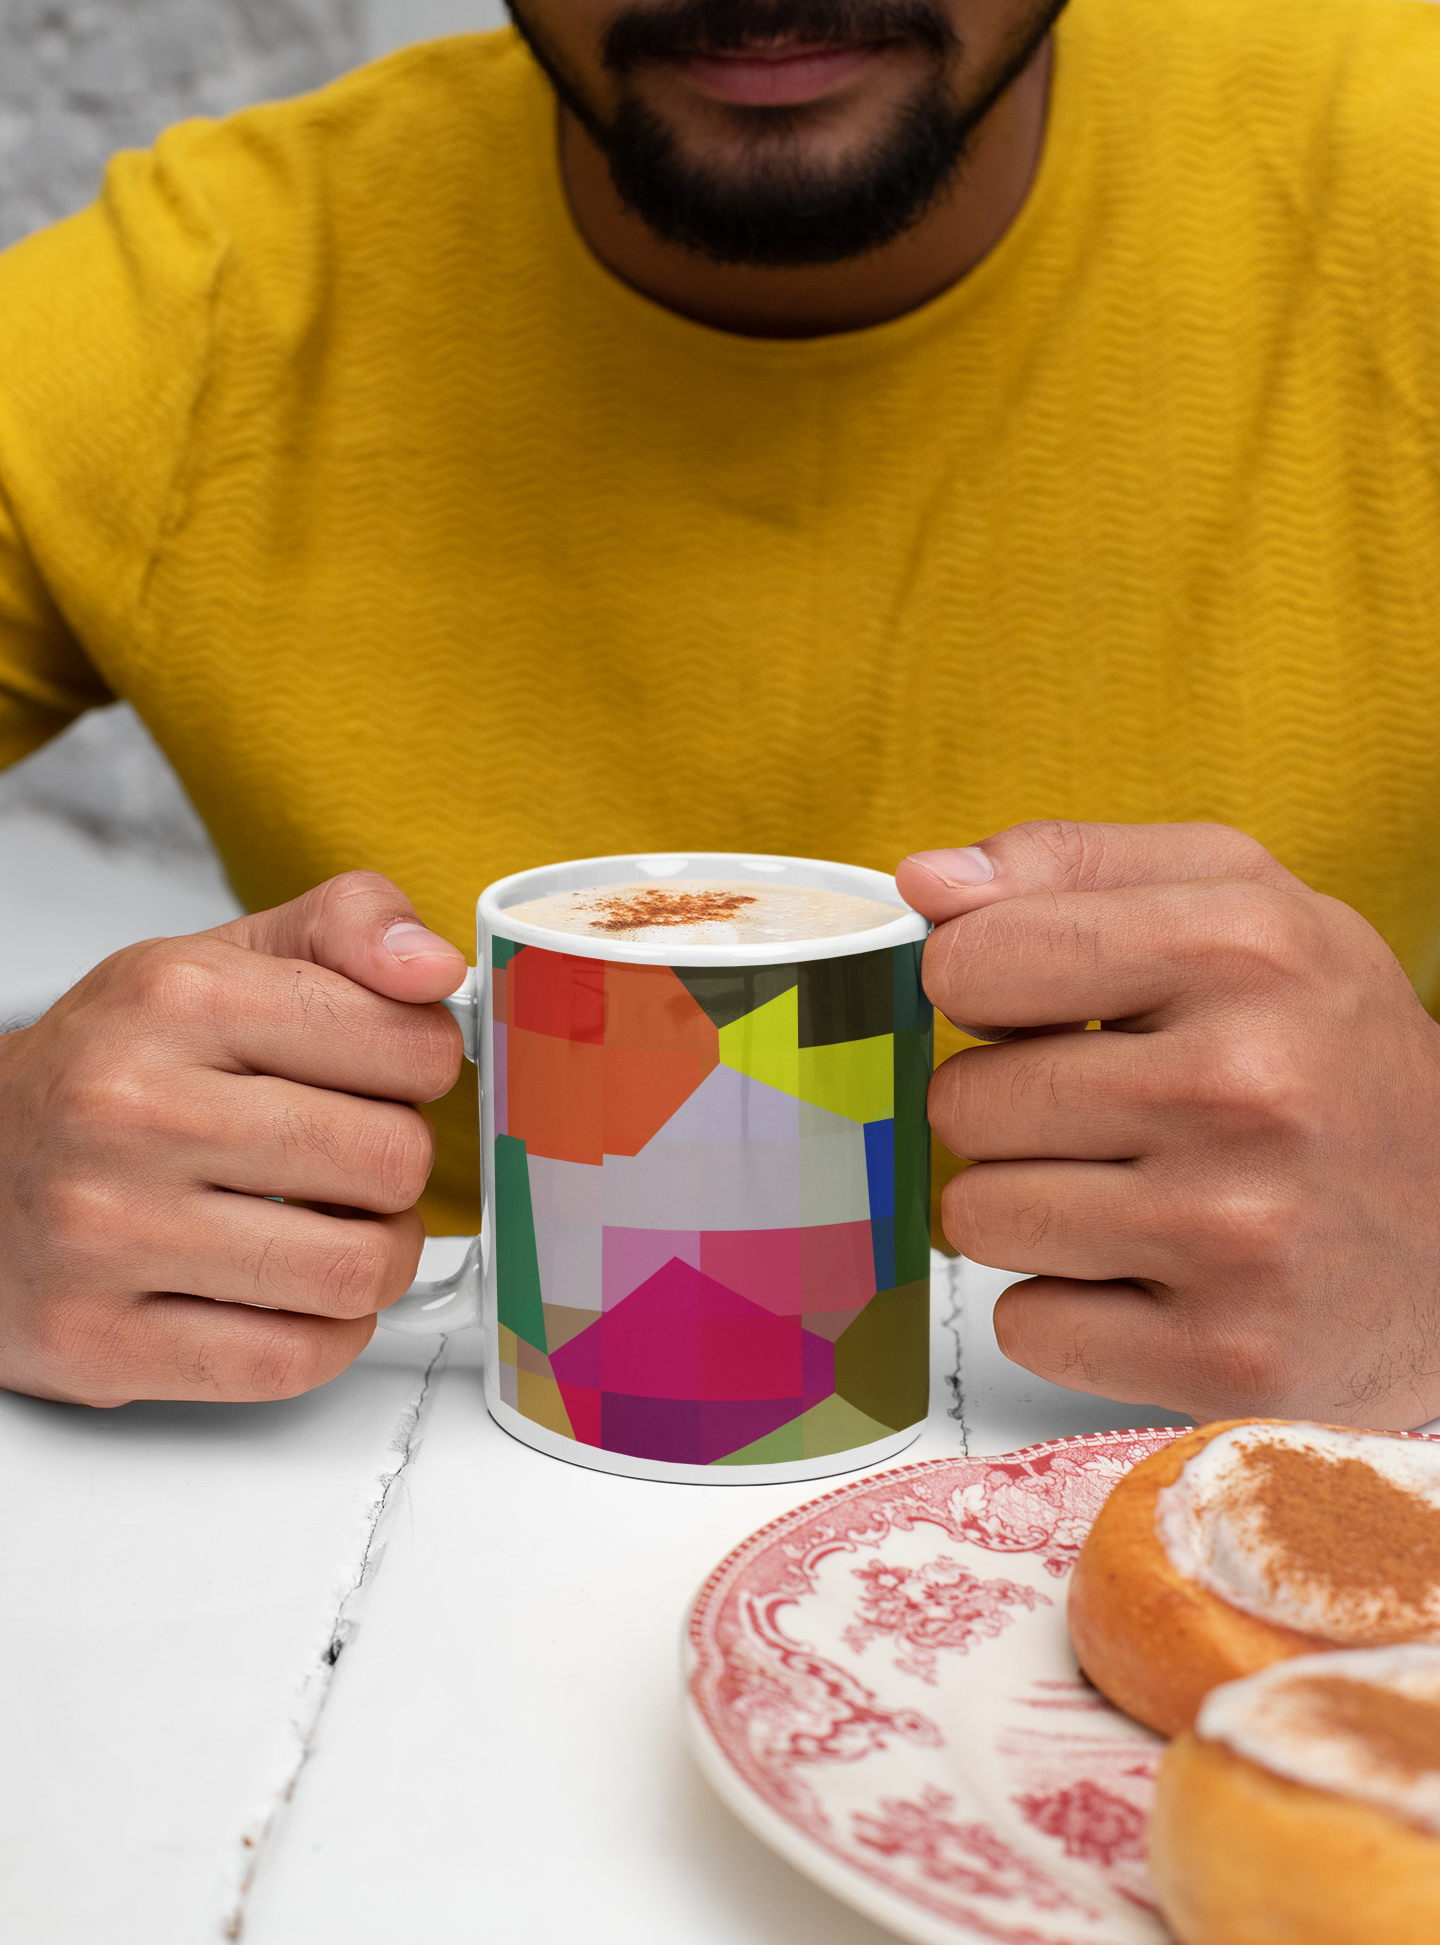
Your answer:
[935,1253,969,1456]
[222,1339,450,1941]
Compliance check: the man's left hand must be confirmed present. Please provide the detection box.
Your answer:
[896,821,1440,1429]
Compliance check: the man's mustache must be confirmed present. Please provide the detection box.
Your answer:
[602,0,959,72]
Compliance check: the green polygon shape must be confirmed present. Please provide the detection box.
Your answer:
[710,1392,897,1466]
[892,939,928,1033]
[492,936,523,970]
[719,984,893,1123]
[834,1280,930,1431]
[710,1410,804,1466]
[798,950,892,1047]
[893,1024,933,1282]
[494,1133,546,1351]
[672,963,797,1031]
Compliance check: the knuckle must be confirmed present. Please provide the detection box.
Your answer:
[323,869,399,903]
[30,1170,127,1248]
[1185,1319,1289,1409]
[1182,1044,1314,1137]
[1206,823,1276,875]
[22,1299,134,1406]
[921,926,964,1008]
[311,870,409,934]
[1191,1186,1307,1270]
[313,1226,393,1319]
[409,1012,465,1100]
[1184,883,1316,988]
[129,941,231,1025]
[939,1161,989,1250]
[237,1319,343,1400]
[360,1111,434,1212]
[926,1059,965,1139]
[1012,819,1100,889]
[273,1103,341,1165]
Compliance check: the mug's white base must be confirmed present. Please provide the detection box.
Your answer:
[483,1384,922,1485]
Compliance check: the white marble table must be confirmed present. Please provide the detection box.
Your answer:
[0,1244,1193,1944]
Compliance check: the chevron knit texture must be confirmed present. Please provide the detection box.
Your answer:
[2,0,1439,1231]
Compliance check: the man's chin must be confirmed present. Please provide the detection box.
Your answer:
[604,89,967,267]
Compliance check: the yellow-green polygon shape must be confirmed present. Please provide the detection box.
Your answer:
[711,1391,896,1466]
[718,986,893,1124]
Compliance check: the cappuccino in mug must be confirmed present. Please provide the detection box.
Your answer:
[502,879,899,946]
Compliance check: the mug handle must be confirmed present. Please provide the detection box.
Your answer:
[378,966,488,1334]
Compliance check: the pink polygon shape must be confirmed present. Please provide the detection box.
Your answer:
[602,1229,702,1310]
[700,1229,804,1314]
[694,1221,877,1316]
[802,1220,878,1310]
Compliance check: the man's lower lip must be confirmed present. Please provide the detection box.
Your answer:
[679,44,884,108]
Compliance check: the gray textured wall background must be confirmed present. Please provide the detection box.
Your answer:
[0,0,364,251]
[0,0,372,876]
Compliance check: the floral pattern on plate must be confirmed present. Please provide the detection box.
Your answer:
[685,1428,1185,1945]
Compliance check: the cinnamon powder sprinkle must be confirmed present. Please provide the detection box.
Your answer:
[1284,1675,1440,1783]
[580,890,757,932]
[1239,1442,1440,1639]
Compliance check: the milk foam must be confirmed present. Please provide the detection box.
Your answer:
[1156,1423,1440,1642]
[1199,1646,1440,1831]
[501,880,900,947]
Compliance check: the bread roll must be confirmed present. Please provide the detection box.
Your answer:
[1150,1646,1440,1944]
[1068,1419,1440,1734]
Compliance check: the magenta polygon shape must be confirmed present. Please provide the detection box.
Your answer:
[600,1393,811,1465]
[549,1257,836,1447]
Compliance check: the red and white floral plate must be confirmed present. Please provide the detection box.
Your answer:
[685,1428,1185,1945]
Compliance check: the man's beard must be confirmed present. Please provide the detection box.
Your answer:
[507,0,1068,268]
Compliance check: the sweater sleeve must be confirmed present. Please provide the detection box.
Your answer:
[0,127,229,769]
[0,479,112,768]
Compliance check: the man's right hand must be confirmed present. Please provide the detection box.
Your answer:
[0,872,468,1408]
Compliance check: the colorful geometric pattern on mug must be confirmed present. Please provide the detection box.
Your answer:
[491,939,933,1466]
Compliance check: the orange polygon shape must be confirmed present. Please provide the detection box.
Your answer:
[508,1030,605,1163]
[506,960,719,1163]
[600,1045,717,1156]
[603,962,715,1051]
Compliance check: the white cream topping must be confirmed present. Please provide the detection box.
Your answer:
[501,881,900,946]
[1155,1423,1440,1641]
[1198,1646,1440,1832]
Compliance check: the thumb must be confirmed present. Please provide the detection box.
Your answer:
[896,820,1305,922]
[211,871,470,1004]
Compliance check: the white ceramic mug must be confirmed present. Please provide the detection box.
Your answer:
[381,852,932,1484]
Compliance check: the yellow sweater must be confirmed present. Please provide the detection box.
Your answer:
[3,0,1440,1235]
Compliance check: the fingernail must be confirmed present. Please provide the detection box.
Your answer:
[907,847,995,887]
[384,921,457,962]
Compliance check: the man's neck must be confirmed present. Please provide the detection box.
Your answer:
[557,38,1054,341]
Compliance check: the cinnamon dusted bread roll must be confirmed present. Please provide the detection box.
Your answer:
[1150,1646,1440,1944]
[1068,1419,1440,1734]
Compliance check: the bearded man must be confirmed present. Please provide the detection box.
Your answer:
[2,0,1440,1426]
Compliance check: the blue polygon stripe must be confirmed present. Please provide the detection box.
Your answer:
[863,1119,896,1220]
[869,1215,896,1294]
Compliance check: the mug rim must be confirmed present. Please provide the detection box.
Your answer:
[478,851,929,967]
